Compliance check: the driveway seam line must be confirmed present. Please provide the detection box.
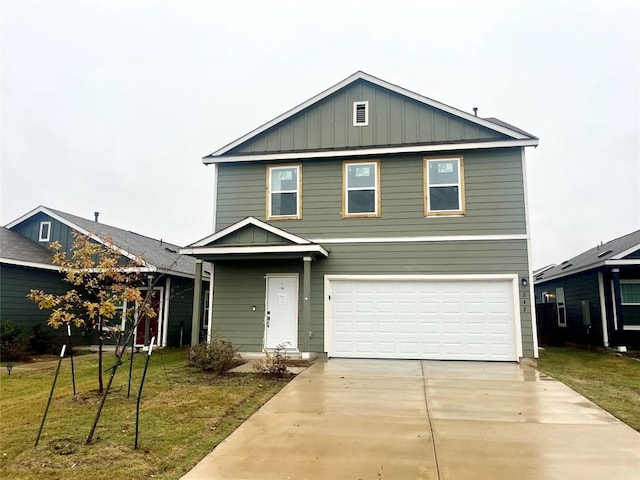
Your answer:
[421,361,441,480]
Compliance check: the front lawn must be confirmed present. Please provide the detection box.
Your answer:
[0,348,289,479]
[537,347,640,431]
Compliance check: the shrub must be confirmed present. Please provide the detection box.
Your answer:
[0,320,31,362]
[188,332,240,374]
[253,342,290,377]
[28,324,62,355]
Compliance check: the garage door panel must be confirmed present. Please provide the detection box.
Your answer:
[330,278,517,361]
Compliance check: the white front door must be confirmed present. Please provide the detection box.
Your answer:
[265,275,299,350]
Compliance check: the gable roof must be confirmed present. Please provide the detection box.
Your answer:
[5,206,200,278]
[534,229,640,283]
[204,71,538,163]
[181,216,329,259]
[0,227,58,270]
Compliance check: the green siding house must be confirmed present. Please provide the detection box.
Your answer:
[2,207,209,348]
[182,71,540,361]
[534,230,640,349]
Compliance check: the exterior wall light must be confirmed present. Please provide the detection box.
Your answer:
[521,278,528,287]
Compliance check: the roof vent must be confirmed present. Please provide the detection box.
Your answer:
[597,250,612,258]
[353,101,369,126]
[560,263,573,270]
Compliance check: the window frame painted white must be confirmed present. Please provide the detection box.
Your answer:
[266,164,302,220]
[620,279,640,331]
[38,221,52,242]
[424,156,466,216]
[342,159,380,218]
[352,101,369,126]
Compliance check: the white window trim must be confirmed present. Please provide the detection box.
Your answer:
[343,160,380,218]
[353,101,369,126]
[556,287,567,327]
[38,221,51,242]
[266,164,302,220]
[620,279,640,330]
[424,156,465,216]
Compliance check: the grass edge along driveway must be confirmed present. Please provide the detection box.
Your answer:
[536,346,640,432]
[0,348,290,480]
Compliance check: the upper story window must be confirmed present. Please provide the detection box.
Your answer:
[267,164,302,220]
[38,221,51,242]
[343,160,380,218]
[424,156,465,216]
[353,101,369,126]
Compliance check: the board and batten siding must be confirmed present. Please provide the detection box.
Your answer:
[216,147,526,238]
[231,80,506,154]
[211,240,534,357]
[12,212,78,253]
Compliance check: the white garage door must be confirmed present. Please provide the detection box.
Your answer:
[328,277,518,361]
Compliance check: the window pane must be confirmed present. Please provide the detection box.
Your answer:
[429,160,459,185]
[348,189,375,213]
[622,306,640,326]
[347,164,375,188]
[271,192,297,216]
[429,186,460,211]
[621,283,640,303]
[271,168,298,191]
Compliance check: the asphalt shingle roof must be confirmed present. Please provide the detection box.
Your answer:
[0,227,55,266]
[534,229,640,283]
[44,208,198,277]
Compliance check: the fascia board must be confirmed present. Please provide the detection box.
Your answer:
[204,139,539,165]
[6,206,150,268]
[180,244,329,257]
[189,217,311,247]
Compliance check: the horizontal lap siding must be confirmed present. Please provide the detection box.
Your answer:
[212,261,303,351]
[0,264,68,335]
[210,241,534,357]
[216,148,526,237]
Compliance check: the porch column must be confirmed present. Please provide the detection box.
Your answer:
[302,256,312,351]
[191,260,203,345]
[611,268,624,347]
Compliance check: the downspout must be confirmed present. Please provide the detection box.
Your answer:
[302,256,312,357]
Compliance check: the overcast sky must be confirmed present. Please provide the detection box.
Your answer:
[2,0,638,268]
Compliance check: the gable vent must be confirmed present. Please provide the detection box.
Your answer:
[353,101,369,126]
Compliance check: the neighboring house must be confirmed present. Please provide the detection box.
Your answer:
[0,226,69,339]
[534,230,640,349]
[2,206,209,347]
[182,71,539,361]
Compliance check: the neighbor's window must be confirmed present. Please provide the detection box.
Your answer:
[38,221,51,242]
[267,165,301,219]
[343,160,380,217]
[621,281,640,330]
[424,157,465,216]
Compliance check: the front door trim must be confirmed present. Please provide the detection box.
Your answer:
[264,273,299,351]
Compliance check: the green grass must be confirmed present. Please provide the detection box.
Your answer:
[0,348,289,479]
[537,347,640,431]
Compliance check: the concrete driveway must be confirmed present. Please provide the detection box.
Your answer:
[182,359,640,480]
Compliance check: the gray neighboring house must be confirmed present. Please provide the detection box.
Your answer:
[534,230,640,349]
[183,71,539,361]
[3,206,209,347]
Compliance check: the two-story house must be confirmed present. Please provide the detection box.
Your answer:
[182,71,539,362]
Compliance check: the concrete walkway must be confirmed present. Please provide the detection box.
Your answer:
[182,359,640,480]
